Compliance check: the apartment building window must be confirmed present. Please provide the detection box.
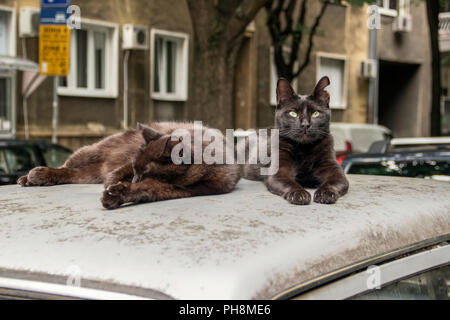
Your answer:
[377,0,398,16]
[58,19,119,98]
[0,71,15,135]
[377,0,410,17]
[0,6,16,56]
[270,47,298,106]
[151,29,189,101]
[316,53,348,109]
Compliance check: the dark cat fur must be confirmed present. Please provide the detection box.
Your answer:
[18,122,241,209]
[101,124,241,209]
[243,77,349,205]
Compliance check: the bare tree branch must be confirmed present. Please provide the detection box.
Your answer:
[289,0,307,72]
[293,0,329,78]
[266,0,289,78]
[225,0,266,44]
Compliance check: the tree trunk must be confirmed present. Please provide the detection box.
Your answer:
[188,42,240,131]
[426,0,442,136]
[186,0,265,131]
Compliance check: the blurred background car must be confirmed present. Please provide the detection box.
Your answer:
[330,123,392,165]
[342,137,450,181]
[0,140,72,185]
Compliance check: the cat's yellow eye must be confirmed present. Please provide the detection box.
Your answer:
[312,111,320,118]
[289,111,298,118]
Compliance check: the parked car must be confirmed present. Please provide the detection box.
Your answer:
[342,137,450,181]
[330,123,392,164]
[0,140,72,185]
[0,175,448,299]
[368,136,450,153]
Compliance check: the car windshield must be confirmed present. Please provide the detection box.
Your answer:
[348,160,450,180]
[41,145,72,168]
[2,146,39,173]
[0,149,8,173]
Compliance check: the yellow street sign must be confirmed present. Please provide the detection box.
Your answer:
[39,25,71,76]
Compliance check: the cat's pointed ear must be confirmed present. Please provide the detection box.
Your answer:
[313,76,331,106]
[140,125,163,145]
[276,78,296,107]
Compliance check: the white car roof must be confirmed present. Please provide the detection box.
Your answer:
[391,137,450,146]
[330,123,391,133]
[0,175,449,299]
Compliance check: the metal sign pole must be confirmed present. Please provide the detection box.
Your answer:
[40,0,70,145]
[52,76,58,144]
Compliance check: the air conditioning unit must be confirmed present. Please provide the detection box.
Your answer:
[360,59,378,79]
[122,24,149,50]
[19,7,40,38]
[393,14,413,33]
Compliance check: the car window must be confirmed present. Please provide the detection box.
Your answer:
[42,146,71,168]
[352,264,449,300]
[348,160,450,179]
[0,149,8,173]
[350,129,386,153]
[389,144,450,152]
[330,127,346,152]
[3,146,38,173]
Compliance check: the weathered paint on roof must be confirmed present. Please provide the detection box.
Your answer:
[0,175,449,299]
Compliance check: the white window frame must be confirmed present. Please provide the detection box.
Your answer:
[316,52,349,110]
[377,0,398,17]
[150,28,189,102]
[0,70,17,139]
[398,0,410,17]
[270,47,299,106]
[57,18,119,98]
[0,5,17,57]
[377,0,410,17]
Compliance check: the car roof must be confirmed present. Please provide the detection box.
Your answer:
[0,140,72,151]
[330,123,391,133]
[0,175,449,299]
[343,150,450,163]
[0,139,51,147]
[390,137,450,146]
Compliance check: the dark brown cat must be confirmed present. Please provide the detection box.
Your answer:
[244,77,349,205]
[17,122,241,209]
[101,125,241,209]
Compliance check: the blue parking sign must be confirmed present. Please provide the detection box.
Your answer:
[40,0,70,25]
[41,0,70,7]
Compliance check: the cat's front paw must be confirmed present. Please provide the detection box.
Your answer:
[314,187,338,204]
[283,189,311,205]
[17,175,29,187]
[27,167,54,186]
[106,181,130,196]
[101,191,123,210]
[101,182,131,210]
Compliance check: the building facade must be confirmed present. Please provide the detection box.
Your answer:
[0,0,433,150]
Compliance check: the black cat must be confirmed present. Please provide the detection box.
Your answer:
[244,76,349,205]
